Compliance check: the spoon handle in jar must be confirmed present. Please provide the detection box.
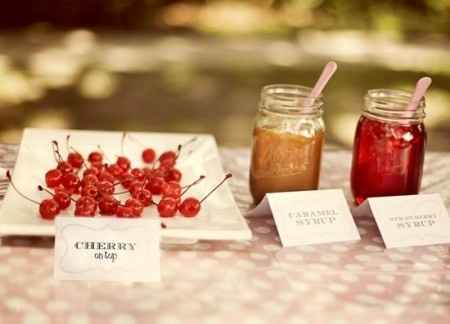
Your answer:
[310,61,338,99]
[407,77,432,111]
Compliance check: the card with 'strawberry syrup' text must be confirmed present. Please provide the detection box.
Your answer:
[353,194,450,249]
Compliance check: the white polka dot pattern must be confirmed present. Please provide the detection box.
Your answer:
[0,146,449,323]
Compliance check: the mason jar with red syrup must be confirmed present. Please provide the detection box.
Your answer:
[350,89,427,205]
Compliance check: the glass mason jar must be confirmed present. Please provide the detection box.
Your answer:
[249,84,325,204]
[351,89,427,205]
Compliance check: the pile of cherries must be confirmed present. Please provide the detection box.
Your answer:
[6,135,232,221]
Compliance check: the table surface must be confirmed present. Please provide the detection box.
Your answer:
[0,144,450,324]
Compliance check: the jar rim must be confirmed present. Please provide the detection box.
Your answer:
[260,84,323,116]
[364,88,426,122]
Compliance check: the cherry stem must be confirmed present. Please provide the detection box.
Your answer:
[80,155,90,170]
[181,175,206,195]
[176,137,198,159]
[175,144,182,159]
[125,134,145,148]
[113,190,129,195]
[121,132,126,156]
[66,135,73,154]
[97,145,111,163]
[38,185,77,202]
[6,170,40,205]
[200,173,232,203]
[67,135,89,169]
[161,222,167,229]
[51,141,63,163]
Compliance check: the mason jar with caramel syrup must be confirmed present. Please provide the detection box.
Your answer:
[250,84,325,204]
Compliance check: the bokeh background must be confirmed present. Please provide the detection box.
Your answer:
[0,0,449,149]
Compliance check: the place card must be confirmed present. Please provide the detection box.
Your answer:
[54,217,160,283]
[248,189,360,247]
[355,194,450,249]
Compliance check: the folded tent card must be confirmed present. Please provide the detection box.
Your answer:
[54,217,161,283]
[248,189,361,247]
[352,194,450,249]
[250,189,450,250]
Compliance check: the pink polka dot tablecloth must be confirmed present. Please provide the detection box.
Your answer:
[1,144,450,324]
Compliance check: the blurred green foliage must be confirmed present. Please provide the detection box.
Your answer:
[1,0,449,36]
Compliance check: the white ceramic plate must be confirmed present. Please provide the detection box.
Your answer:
[0,128,252,241]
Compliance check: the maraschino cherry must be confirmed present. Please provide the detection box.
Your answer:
[6,171,60,220]
[179,173,232,217]
[88,151,103,166]
[45,169,63,188]
[37,185,72,210]
[125,198,144,217]
[157,197,178,218]
[98,195,119,216]
[66,135,84,169]
[75,196,97,217]
[165,168,182,182]
[142,148,156,164]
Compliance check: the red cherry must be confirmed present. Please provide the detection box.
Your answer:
[157,197,178,218]
[81,184,98,198]
[81,174,98,187]
[159,151,177,168]
[61,173,81,192]
[179,173,232,218]
[125,198,144,217]
[142,148,156,164]
[107,164,124,178]
[130,168,145,180]
[39,198,60,220]
[152,166,168,178]
[162,181,181,198]
[116,156,131,171]
[54,192,71,210]
[165,168,182,182]
[120,173,135,189]
[67,152,84,169]
[38,185,72,211]
[6,171,58,219]
[45,169,63,188]
[97,180,115,195]
[53,184,67,194]
[146,177,167,195]
[179,197,201,217]
[88,151,103,166]
[129,180,144,195]
[98,170,115,183]
[57,161,74,174]
[95,164,107,174]
[83,168,98,178]
[75,196,97,217]
[142,167,153,178]
[132,188,152,207]
[116,205,134,218]
[99,195,119,216]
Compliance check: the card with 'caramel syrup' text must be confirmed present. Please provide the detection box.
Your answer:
[248,189,361,247]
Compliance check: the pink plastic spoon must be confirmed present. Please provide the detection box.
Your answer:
[407,77,432,111]
[310,61,338,99]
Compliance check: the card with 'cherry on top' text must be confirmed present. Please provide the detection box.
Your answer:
[54,216,161,283]
[248,189,361,247]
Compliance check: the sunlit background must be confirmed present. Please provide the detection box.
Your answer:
[0,0,449,149]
